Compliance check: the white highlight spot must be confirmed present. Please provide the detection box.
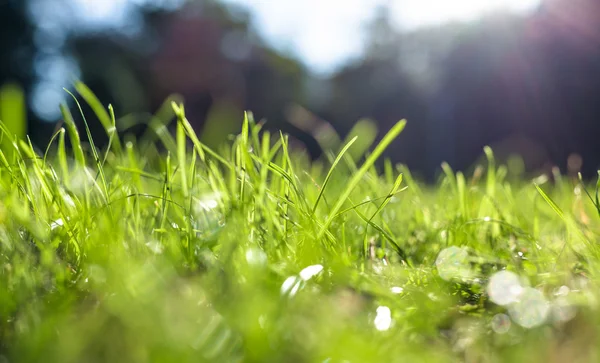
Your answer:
[225,0,541,73]
[63,193,75,207]
[281,276,302,297]
[390,286,404,294]
[299,264,323,281]
[145,240,164,255]
[245,248,267,267]
[280,264,324,298]
[374,306,392,331]
[193,193,222,214]
[50,218,64,230]
[199,199,219,211]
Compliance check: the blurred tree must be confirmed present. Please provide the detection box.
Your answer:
[320,0,600,179]
[319,4,429,172]
[2,0,600,178]
[435,0,600,176]
[0,0,34,89]
[146,2,312,150]
[0,0,313,153]
[0,0,38,145]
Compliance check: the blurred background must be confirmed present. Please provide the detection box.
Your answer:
[1,0,599,180]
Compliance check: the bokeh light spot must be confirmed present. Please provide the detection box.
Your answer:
[245,248,267,267]
[508,287,550,328]
[374,306,392,331]
[435,246,472,281]
[491,313,511,334]
[487,270,523,306]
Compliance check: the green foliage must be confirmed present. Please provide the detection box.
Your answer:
[0,83,26,157]
[0,91,599,362]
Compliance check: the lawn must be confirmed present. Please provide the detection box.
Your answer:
[0,87,599,362]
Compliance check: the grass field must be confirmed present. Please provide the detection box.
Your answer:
[0,87,599,362]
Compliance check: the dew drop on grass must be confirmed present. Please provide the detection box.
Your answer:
[390,286,404,294]
[508,287,550,328]
[50,218,64,230]
[299,264,323,281]
[192,192,225,237]
[487,270,523,306]
[281,276,297,294]
[195,193,221,212]
[491,313,511,334]
[281,265,324,298]
[281,276,302,297]
[374,306,392,331]
[435,246,472,281]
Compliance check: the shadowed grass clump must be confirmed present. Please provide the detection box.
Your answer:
[0,87,599,362]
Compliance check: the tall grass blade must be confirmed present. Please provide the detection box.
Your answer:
[317,120,406,239]
[312,136,357,214]
[74,81,122,152]
[60,103,86,168]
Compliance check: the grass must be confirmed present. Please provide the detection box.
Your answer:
[0,87,599,362]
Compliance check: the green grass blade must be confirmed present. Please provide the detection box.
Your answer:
[42,127,64,167]
[176,110,188,198]
[317,119,406,239]
[64,89,111,206]
[369,173,403,222]
[534,183,565,220]
[441,162,456,192]
[59,103,86,168]
[484,146,496,198]
[57,128,68,179]
[343,118,377,160]
[596,171,600,214]
[312,136,357,214]
[457,171,467,217]
[74,81,122,152]
[577,172,600,218]
[334,187,407,217]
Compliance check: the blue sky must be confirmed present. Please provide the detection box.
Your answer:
[65,0,541,74]
[222,0,541,74]
[29,0,541,120]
